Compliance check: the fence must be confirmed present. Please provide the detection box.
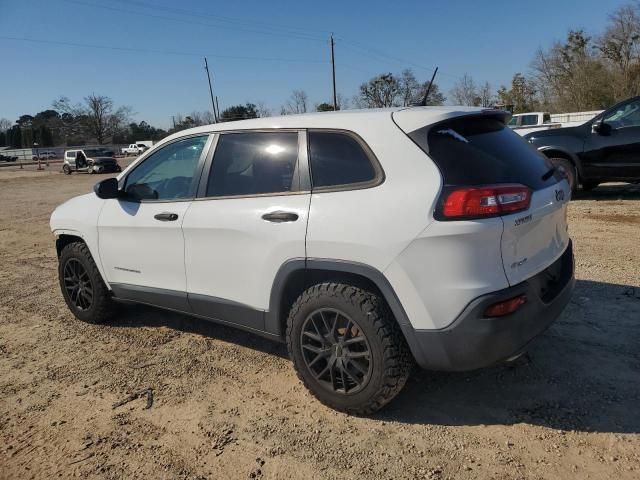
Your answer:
[550,110,603,125]
[0,144,129,168]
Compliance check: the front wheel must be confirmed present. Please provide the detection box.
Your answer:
[286,283,412,415]
[58,242,116,324]
[62,164,71,175]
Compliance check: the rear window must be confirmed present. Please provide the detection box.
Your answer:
[520,114,539,126]
[409,116,559,190]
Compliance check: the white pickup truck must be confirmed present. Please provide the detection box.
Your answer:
[508,110,604,136]
[120,144,148,156]
[507,112,562,136]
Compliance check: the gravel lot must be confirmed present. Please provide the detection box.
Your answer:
[1,165,639,479]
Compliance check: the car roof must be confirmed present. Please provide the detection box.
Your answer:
[158,106,496,145]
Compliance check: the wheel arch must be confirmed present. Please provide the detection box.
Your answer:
[267,259,423,362]
[538,146,585,180]
[55,233,86,258]
[54,232,111,290]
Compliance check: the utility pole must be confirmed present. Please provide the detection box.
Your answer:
[171,116,176,130]
[330,34,337,111]
[215,96,221,122]
[204,57,218,123]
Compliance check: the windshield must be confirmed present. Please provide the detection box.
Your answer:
[604,99,640,128]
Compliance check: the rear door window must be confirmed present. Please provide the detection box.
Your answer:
[409,116,559,190]
[308,131,379,189]
[206,132,298,197]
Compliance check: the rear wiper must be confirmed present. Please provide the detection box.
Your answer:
[541,166,557,181]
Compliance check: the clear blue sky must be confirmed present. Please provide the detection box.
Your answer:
[0,0,629,129]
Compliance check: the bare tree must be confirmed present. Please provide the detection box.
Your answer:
[356,73,400,108]
[399,69,421,106]
[479,81,494,107]
[531,30,615,112]
[597,2,640,98]
[54,94,131,144]
[0,118,11,131]
[84,94,131,144]
[201,110,216,124]
[336,93,349,110]
[254,101,272,117]
[285,90,309,114]
[450,74,480,106]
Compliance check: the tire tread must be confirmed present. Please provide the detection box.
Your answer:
[286,282,412,415]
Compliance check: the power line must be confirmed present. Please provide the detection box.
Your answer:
[62,0,327,43]
[0,35,329,63]
[110,0,331,37]
[338,38,461,80]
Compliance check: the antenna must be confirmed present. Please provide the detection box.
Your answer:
[204,57,218,123]
[419,67,438,106]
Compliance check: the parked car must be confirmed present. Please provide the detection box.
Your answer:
[63,148,121,174]
[33,150,58,160]
[508,112,562,136]
[0,153,18,162]
[121,144,148,156]
[51,107,574,413]
[525,96,640,191]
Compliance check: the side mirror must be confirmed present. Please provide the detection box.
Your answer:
[94,177,119,199]
[592,120,612,136]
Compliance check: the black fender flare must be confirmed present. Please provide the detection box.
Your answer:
[265,258,427,365]
[537,145,585,180]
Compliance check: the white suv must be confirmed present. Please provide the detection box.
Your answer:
[50,107,575,414]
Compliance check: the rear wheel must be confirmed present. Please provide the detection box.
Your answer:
[549,157,577,192]
[286,282,412,415]
[58,242,116,324]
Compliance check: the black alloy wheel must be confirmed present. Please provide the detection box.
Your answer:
[300,308,373,395]
[62,258,94,311]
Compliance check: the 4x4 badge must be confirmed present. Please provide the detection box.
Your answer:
[555,189,565,202]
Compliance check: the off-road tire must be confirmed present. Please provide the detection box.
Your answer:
[62,164,71,175]
[286,282,413,415]
[549,157,577,193]
[58,242,116,324]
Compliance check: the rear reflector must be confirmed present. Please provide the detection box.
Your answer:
[438,184,531,220]
[484,294,527,317]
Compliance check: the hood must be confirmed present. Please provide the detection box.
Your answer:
[524,123,586,141]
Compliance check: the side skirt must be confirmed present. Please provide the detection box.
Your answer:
[110,283,280,342]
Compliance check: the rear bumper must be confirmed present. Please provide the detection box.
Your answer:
[401,241,575,371]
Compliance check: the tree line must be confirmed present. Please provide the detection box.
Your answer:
[1,1,638,148]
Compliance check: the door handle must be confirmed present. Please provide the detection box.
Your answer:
[262,211,299,223]
[154,212,179,221]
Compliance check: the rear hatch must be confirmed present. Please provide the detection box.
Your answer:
[394,109,570,286]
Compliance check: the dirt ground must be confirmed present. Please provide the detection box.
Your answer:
[1,163,639,480]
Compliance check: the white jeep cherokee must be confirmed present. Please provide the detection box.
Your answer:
[51,107,575,414]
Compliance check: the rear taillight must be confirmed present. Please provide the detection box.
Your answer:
[484,294,527,317]
[436,184,531,220]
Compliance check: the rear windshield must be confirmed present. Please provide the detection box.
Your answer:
[409,116,559,190]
